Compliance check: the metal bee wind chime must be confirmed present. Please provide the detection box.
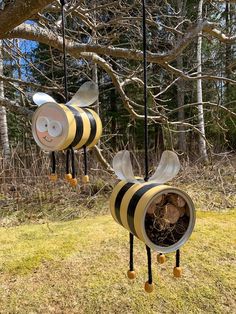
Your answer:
[109,0,196,293]
[31,0,102,186]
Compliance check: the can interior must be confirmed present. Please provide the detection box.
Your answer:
[144,192,190,248]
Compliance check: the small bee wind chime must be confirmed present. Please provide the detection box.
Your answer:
[110,150,196,292]
[109,0,196,293]
[31,0,102,186]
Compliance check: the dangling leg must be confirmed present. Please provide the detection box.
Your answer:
[144,245,154,293]
[49,151,57,182]
[82,146,89,183]
[157,252,166,264]
[70,147,77,187]
[127,233,136,279]
[65,149,72,182]
[173,249,182,277]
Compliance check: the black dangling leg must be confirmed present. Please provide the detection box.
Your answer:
[65,149,72,182]
[49,151,57,182]
[82,146,89,183]
[173,249,182,277]
[127,233,136,279]
[69,147,77,187]
[144,245,154,293]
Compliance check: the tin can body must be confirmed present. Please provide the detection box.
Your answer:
[110,181,195,253]
[32,103,102,152]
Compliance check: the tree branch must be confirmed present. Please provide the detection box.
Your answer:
[0,97,33,117]
[0,0,55,36]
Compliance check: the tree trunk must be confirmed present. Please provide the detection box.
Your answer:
[0,40,10,159]
[197,0,208,162]
[177,55,187,153]
[225,2,231,102]
[176,0,187,154]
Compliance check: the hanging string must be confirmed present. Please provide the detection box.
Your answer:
[129,233,134,271]
[83,146,88,175]
[176,249,180,267]
[142,0,153,288]
[51,151,56,174]
[60,0,68,102]
[142,0,149,182]
[70,146,75,179]
[66,149,70,174]
[146,245,152,284]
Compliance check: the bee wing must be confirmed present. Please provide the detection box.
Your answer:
[113,150,138,182]
[33,92,57,106]
[149,150,180,184]
[66,81,99,107]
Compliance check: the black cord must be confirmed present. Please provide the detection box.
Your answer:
[142,0,152,286]
[51,151,56,174]
[176,249,180,267]
[129,233,134,271]
[83,146,88,175]
[66,149,70,174]
[70,147,75,178]
[142,0,149,182]
[146,245,152,284]
[60,0,68,102]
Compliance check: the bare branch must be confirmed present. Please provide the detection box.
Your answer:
[0,0,55,36]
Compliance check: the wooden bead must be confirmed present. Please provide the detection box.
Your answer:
[157,254,166,264]
[82,175,90,184]
[173,266,182,278]
[70,178,78,187]
[49,173,57,182]
[144,281,154,293]
[65,173,72,181]
[127,270,136,280]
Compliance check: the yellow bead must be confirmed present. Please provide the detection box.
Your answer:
[70,178,78,187]
[157,254,166,264]
[65,173,72,181]
[144,281,154,293]
[173,267,182,278]
[82,175,90,184]
[127,270,136,280]
[49,174,57,182]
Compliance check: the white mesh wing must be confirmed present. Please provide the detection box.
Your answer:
[66,81,99,107]
[33,92,57,106]
[148,150,180,184]
[112,150,138,182]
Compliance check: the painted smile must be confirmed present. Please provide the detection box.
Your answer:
[43,136,53,143]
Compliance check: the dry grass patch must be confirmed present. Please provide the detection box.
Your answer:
[0,211,235,313]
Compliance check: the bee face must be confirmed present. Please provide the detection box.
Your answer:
[32,103,76,151]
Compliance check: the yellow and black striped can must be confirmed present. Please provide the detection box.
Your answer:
[110,181,195,253]
[32,102,102,152]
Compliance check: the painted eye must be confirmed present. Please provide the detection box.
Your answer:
[48,120,63,137]
[36,116,49,132]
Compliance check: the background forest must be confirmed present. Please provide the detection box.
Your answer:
[0,0,235,220]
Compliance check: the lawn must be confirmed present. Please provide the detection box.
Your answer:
[0,210,235,313]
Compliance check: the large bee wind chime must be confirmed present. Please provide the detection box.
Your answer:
[31,0,102,186]
[109,0,196,293]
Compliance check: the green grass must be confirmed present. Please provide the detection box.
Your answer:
[0,211,235,313]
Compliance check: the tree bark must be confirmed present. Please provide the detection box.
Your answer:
[177,55,187,153]
[176,0,187,154]
[0,0,55,36]
[197,0,208,162]
[0,40,10,159]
